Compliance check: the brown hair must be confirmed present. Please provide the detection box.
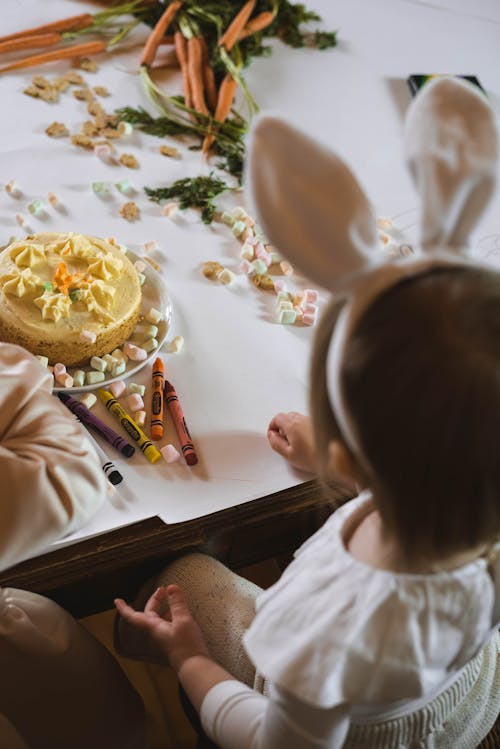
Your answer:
[310,266,500,564]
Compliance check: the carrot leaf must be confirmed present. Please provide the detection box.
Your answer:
[145,174,231,223]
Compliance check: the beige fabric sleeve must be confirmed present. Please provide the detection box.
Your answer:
[0,343,106,571]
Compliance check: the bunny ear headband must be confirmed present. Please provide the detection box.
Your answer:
[246,77,498,460]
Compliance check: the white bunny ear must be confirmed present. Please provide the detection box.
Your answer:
[404,76,498,252]
[245,116,378,290]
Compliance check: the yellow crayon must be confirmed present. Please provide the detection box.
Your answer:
[98,389,161,464]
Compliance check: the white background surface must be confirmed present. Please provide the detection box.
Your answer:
[1,0,499,548]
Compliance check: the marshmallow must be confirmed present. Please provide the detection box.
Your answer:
[161,443,181,463]
[109,380,126,398]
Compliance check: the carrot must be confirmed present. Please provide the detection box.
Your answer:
[214,75,238,123]
[0,40,107,74]
[174,31,192,109]
[0,32,62,57]
[0,14,94,45]
[202,73,238,153]
[187,36,208,116]
[237,11,276,40]
[140,1,182,68]
[199,36,217,112]
[219,0,256,51]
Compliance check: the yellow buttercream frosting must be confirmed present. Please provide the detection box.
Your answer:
[0,267,43,297]
[34,291,72,322]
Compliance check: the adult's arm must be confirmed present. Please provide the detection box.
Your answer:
[0,343,107,571]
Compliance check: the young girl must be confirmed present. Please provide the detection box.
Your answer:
[115,77,500,748]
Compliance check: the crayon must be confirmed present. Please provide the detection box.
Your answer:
[151,357,165,441]
[98,389,161,464]
[84,427,124,486]
[164,379,198,466]
[57,391,135,458]
[71,413,124,485]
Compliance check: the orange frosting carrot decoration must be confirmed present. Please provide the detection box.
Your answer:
[53,262,82,295]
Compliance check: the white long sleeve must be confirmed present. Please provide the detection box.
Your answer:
[0,343,107,571]
[201,680,350,749]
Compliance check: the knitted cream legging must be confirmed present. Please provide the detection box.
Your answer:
[115,553,265,691]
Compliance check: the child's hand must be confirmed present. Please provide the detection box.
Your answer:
[114,584,209,673]
[267,411,318,474]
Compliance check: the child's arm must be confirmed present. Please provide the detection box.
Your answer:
[115,584,235,711]
[267,412,318,474]
[0,343,107,570]
[202,681,350,749]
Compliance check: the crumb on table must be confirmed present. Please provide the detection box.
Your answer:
[119,202,140,221]
[45,122,69,138]
[119,153,139,168]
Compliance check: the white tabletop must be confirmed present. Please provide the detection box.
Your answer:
[1,0,499,549]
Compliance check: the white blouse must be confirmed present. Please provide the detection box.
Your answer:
[201,492,500,748]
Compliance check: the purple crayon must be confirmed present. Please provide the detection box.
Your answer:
[57,391,135,458]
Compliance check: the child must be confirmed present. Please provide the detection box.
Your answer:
[115,77,500,748]
[0,342,148,748]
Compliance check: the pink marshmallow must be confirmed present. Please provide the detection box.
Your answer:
[53,363,66,378]
[255,244,272,266]
[94,143,112,159]
[109,380,126,398]
[123,342,148,361]
[274,279,287,293]
[303,289,319,304]
[127,393,144,412]
[302,311,318,326]
[80,329,97,343]
[302,304,319,316]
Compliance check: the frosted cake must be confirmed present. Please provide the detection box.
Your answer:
[0,232,142,366]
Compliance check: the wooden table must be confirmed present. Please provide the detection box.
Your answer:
[0,479,351,618]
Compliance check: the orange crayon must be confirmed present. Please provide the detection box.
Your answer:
[151,357,165,440]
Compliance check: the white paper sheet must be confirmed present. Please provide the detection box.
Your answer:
[0,1,499,551]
